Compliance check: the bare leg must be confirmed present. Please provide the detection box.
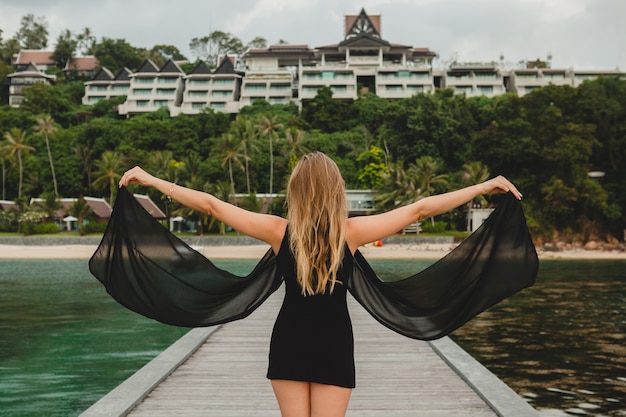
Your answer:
[271,380,311,417]
[310,382,352,417]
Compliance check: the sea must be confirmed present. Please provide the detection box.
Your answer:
[0,258,624,416]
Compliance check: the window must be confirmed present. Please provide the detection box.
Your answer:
[112,85,129,92]
[154,100,169,107]
[386,85,404,92]
[157,88,176,96]
[245,83,266,91]
[159,77,178,84]
[455,86,473,95]
[192,103,207,110]
[477,86,494,95]
[269,97,287,104]
[133,89,152,96]
[212,91,231,97]
[270,84,291,92]
[91,85,108,92]
[135,78,154,84]
[189,91,208,98]
[190,79,210,86]
[475,72,497,80]
[331,85,347,94]
[210,102,226,110]
[136,100,150,107]
[213,79,234,86]
[407,85,424,93]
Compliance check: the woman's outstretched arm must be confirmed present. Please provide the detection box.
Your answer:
[346,176,522,253]
[119,166,287,253]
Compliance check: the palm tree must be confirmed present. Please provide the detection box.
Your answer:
[376,161,424,209]
[408,156,449,225]
[284,128,309,170]
[76,144,94,194]
[92,151,125,206]
[214,133,244,197]
[33,114,59,197]
[257,115,282,209]
[2,128,35,198]
[68,197,93,236]
[458,161,490,232]
[459,161,490,207]
[35,192,63,222]
[0,147,9,200]
[230,116,258,194]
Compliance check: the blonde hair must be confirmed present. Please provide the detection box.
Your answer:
[286,152,347,296]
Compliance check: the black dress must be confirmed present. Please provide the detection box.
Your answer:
[89,187,538,377]
[267,232,356,388]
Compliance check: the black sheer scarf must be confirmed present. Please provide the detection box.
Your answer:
[89,187,538,339]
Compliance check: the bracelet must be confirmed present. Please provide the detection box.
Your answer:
[167,183,175,201]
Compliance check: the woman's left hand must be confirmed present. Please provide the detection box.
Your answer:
[478,176,523,200]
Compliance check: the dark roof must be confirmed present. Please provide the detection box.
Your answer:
[92,67,114,81]
[345,9,381,38]
[190,61,213,75]
[8,62,56,80]
[133,194,166,219]
[214,55,236,74]
[339,34,390,48]
[136,59,159,73]
[115,67,132,81]
[160,59,184,74]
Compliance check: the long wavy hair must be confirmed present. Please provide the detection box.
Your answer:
[286,152,347,296]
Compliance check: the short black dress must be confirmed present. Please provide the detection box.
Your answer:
[266,232,356,388]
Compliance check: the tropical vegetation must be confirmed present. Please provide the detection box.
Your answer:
[0,17,625,245]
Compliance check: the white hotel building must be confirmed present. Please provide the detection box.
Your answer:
[81,8,623,115]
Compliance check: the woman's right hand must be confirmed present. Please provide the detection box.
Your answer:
[119,166,157,188]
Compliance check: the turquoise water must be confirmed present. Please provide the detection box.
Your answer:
[1,258,625,416]
[0,259,188,417]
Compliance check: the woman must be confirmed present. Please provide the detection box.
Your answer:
[119,151,522,417]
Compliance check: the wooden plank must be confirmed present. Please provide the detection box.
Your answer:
[127,290,497,417]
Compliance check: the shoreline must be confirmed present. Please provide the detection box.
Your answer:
[0,243,624,260]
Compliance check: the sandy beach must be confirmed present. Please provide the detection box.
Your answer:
[0,242,624,260]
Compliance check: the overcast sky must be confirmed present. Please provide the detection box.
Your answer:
[1,0,624,70]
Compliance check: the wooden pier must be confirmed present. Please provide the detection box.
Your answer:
[81,290,538,417]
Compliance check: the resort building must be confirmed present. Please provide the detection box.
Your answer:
[118,59,185,116]
[63,55,99,78]
[176,56,242,115]
[442,64,506,98]
[82,67,132,105]
[78,8,622,115]
[6,62,56,107]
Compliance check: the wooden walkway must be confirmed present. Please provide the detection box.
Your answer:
[113,290,504,417]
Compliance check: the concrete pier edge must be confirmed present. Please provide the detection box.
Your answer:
[429,337,539,416]
[79,326,220,417]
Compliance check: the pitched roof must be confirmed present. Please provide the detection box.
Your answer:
[65,56,99,71]
[339,34,390,48]
[14,50,54,65]
[84,196,113,219]
[133,194,166,219]
[8,62,56,80]
[189,61,213,75]
[160,59,184,74]
[0,200,16,211]
[136,59,159,73]
[345,9,381,38]
[214,55,236,74]
[92,67,115,81]
[115,68,132,81]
